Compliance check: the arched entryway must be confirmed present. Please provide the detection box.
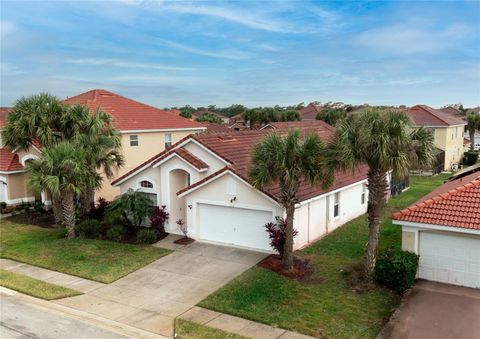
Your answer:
[169,169,190,227]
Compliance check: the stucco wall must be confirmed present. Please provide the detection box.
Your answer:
[5,172,35,202]
[433,126,465,170]
[181,172,283,238]
[293,181,368,250]
[402,230,416,252]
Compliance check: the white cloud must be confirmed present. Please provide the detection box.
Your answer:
[0,21,16,39]
[155,39,253,60]
[64,58,195,71]
[0,62,26,76]
[355,23,469,54]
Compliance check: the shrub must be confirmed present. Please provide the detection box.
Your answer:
[136,228,157,244]
[76,219,102,239]
[33,201,46,213]
[87,198,109,220]
[106,190,151,230]
[150,205,169,236]
[463,151,479,166]
[265,217,298,259]
[375,249,419,294]
[0,202,6,209]
[106,225,126,242]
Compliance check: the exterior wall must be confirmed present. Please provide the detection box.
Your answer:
[5,172,35,203]
[402,230,416,252]
[181,173,283,239]
[99,129,200,201]
[432,125,465,170]
[293,180,368,250]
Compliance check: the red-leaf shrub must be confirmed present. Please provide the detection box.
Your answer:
[150,205,169,236]
[87,198,110,220]
[265,217,298,258]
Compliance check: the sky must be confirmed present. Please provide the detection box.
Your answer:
[1,0,479,108]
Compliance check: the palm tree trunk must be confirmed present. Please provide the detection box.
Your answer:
[80,187,95,216]
[282,203,295,270]
[62,192,76,238]
[51,194,63,225]
[469,128,475,152]
[364,168,388,281]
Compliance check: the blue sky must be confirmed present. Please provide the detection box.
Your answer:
[1,0,479,108]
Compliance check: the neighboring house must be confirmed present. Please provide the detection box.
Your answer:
[298,103,321,120]
[112,125,369,252]
[260,120,327,130]
[407,105,467,171]
[440,106,461,116]
[228,113,248,130]
[64,89,206,200]
[201,122,232,133]
[0,108,46,205]
[393,171,480,289]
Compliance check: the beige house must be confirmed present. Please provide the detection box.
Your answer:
[407,105,466,171]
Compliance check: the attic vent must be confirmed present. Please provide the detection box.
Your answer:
[218,135,236,141]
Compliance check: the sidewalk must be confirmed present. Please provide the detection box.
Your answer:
[179,306,316,339]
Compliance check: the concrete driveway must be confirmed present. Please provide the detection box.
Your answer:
[54,237,266,337]
[379,280,480,339]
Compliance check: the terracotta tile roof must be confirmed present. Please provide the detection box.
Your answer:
[170,147,209,170]
[64,89,206,132]
[201,122,232,133]
[0,148,23,172]
[113,125,368,202]
[407,105,466,127]
[393,174,480,230]
[440,106,461,116]
[262,120,334,131]
[0,107,12,129]
[299,104,321,120]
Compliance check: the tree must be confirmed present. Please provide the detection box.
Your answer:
[331,109,435,280]
[316,107,348,126]
[466,113,480,152]
[106,189,152,232]
[196,113,224,125]
[27,142,97,238]
[249,130,334,269]
[179,106,194,119]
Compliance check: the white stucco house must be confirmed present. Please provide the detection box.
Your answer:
[112,121,369,252]
[393,171,480,289]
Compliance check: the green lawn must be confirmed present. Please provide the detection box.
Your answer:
[0,219,171,283]
[175,319,249,339]
[199,174,449,338]
[0,269,81,300]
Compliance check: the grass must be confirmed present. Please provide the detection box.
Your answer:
[175,319,249,339]
[0,219,171,283]
[199,174,450,339]
[0,269,81,300]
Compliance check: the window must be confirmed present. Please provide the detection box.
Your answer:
[130,135,139,146]
[140,180,153,188]
[361,184,366,205]
[140,192,157,207]
[164,133,172,148]
[333,192,340,218]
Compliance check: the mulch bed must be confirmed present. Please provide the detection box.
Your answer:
[174,237,195,245]
[258,254,314,282]
[7,212,57,228]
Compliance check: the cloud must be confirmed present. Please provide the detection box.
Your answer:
[64,58,195,71]
[355,23,470,54]
[0,62,26,76]
[155,39,254,60]
[0,21,16,39]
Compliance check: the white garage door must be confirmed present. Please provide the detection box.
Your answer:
[198,203,273,251]
[419,232,480,288]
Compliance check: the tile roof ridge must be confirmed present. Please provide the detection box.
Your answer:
[417,104,463,126]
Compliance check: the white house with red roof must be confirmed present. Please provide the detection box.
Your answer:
[393,172,480,288]
[112,121,369,251]
[64,89,206,200]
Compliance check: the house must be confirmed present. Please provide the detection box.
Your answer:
[201,122,232,133]
[298,103,321,120]
[111,124,369,252]
[64,89,206,200]
[260,120,328,130]
[440,106,461,116]
[228,113,248,130]
[393,172,480,289]
[0,108,47,205]
[407,105,467,171]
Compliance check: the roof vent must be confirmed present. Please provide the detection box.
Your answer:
[218,135,236,141]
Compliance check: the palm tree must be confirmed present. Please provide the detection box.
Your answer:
[27,142,98,238]
[466,113,480,152]
[331,109,435,281]
[249,130,334,270]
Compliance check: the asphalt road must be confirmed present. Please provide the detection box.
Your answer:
[0,293,128,339]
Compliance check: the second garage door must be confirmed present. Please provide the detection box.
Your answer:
[198,203,273,251]
[419,232,480,288]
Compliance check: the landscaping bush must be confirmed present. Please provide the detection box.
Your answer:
[463,151,479,166]
[33,201,46,214]
[136,228,157,244]
[106,190,151,232]
[150,205,169,236]
[0,202,7,210]
[106,225,126,242]
[87,198,109,220]
[265,217,298,259]
[75,219,102,239]
[375,249,419,294]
